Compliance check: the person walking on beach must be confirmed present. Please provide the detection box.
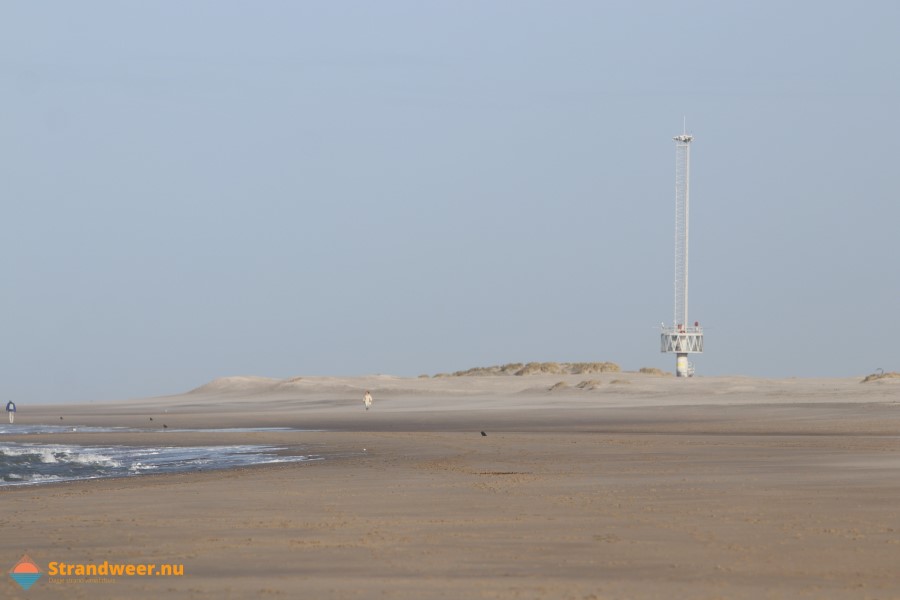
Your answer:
[6,400,16,424]
[363,391,373,411]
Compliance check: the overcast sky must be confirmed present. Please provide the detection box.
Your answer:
[1,1,898,403]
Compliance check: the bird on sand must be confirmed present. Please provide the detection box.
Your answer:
[163,424,168,429]
[149,417,153,421]
[481,431,487,437]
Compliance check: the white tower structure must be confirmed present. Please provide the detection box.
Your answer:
[661,130,703,376]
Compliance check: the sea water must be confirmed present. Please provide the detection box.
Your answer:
[0,425,142,435]
[0,426,322,486]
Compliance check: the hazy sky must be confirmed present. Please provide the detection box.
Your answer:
[1,1,898,402]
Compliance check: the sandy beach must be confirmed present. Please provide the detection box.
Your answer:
[3,372,900,599]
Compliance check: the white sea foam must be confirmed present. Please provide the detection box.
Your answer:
[0,442,322,487]
[1,445,63,463]
[68,450,122,468]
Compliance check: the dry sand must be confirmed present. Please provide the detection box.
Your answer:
[3,372,900,599]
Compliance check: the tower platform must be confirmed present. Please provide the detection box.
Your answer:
[661,325,703,377]
[660,326,704,353]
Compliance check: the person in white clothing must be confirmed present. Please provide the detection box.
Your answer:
[363,391,373,411]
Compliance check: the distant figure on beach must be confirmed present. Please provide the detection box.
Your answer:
[363,391,373,411]
[6,400,16,424]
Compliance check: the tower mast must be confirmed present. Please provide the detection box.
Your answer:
[661,129,703,376]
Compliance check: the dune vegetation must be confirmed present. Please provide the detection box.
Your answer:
[861,371,900,383]
[445,362,620,377]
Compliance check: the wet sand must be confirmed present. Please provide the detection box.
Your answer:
[2,373,899,599]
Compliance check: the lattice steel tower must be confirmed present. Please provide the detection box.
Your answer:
[661,129,703,376]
